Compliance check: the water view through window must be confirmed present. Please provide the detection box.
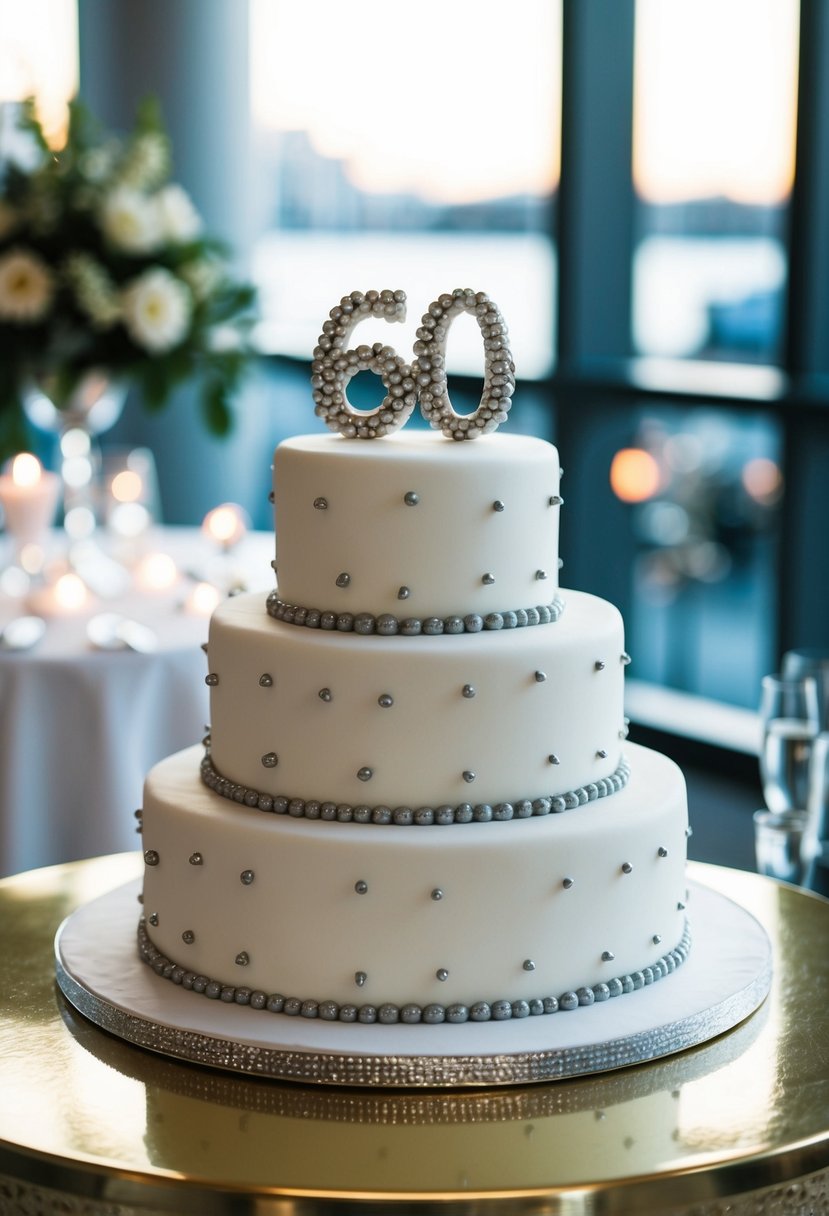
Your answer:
[632,0,799,365]
[249,0,561,379]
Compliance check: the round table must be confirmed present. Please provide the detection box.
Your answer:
[0,529,271,878]
[0,855,826,1214]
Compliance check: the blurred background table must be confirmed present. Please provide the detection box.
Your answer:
[0,857,826,1213]
[0,528,272,878]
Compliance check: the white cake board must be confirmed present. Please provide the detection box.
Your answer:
[55,878,771,1088]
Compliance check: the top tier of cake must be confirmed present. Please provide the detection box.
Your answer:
[273,431,561,622]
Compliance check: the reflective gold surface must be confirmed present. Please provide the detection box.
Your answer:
[0,855,827,1213]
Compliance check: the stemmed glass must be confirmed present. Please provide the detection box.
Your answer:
[758,674,820,814]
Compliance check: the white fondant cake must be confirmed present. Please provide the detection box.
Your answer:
[137,426,691,1030]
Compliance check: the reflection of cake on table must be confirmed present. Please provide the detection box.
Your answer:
[139,288,690,1034]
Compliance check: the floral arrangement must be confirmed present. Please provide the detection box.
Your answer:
[0,97,256,457]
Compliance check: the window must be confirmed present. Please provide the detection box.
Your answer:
[249,0,561,379]
[631,0,799,365]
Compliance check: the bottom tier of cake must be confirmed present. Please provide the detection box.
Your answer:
[139,742,689,1024]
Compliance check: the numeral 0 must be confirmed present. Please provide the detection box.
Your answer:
[311,288,515,441]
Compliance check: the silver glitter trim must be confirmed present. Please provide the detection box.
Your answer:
[266,590,565,634]
[135,918,691,1033]
[199,753,631,825]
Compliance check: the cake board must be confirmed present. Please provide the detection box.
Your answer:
[54,876,772,1088]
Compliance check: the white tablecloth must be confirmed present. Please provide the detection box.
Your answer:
[0,528,272,877]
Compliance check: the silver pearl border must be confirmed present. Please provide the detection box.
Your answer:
[266,590,565,634]
[198,753,631,825]
[137,918,690,1029]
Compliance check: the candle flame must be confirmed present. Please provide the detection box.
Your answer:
[11,453,42,487]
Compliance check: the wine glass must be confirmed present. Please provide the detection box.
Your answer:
[758,674,820,814]
[782,648,829,731]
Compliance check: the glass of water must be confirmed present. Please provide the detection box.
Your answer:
[758,674,820,814]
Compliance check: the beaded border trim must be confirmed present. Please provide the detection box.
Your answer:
[138,919,691,1027]
[199,753,631,824]
[266,590,565,635]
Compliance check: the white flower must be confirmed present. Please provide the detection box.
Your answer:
[0,247,55,322]
[122,267,192,352]
[64,252,121,330]
[179,256,223,302]
[100,186,162,253]
[119,131,170,190]
[155,183,202,244]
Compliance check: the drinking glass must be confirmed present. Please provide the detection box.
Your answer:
[803,732,829,897]
[782,648,829,731]
[753,809,809,884]
[758,674,820,814]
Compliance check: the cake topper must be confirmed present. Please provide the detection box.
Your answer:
[311,288,515,440]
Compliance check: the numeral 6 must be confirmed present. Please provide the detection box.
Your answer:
[311,288,515,441]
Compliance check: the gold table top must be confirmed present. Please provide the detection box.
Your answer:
[0,853,827,1215]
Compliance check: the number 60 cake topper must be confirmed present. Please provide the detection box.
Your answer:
[311,288,515,440]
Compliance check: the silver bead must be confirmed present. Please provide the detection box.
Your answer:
[188,852,203,866]
[621,652,632,665]
[182,930,195,944]
[354,880,368,894]
[493,499,505,512]
[205,673,219,686]
[596,749,608,758]
[548,753,560,765]
[319,687,332,702]
[397,586,410,600]
[378,693,394,708]
[240,870,254,885]
[235,951,250,966]
[357,766,373,782]
[436,968,449,981]
[549,494,563,506]
[595,660,606,671]
[462,770,476,783]
[335,572,351,587]
[482,572,495,585]
[535,569,547,580]
[403,491,420,506]
[144,849,159,866]
[462,684,476,698]
[602,950,615,962]
[355,971,367,987]
[621,862,633,874]
[148,912,158,926]
[523,959,536,971]
[658,846,669,857]
[653,933,663,944]
[261,752,278,768]
[431,888,444,901]
[313,497,328,510]
[562,877,574,889]
[259,673,273,687]
[535,670,547,682]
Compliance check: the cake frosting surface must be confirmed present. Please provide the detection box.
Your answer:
[139,408,691,1034]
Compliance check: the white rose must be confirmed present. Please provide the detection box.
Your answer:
[122,267,192,353]
[0,246,55,323]
[100,186,162,254]
[155,183,202,244]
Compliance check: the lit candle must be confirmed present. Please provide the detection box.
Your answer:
[27,571,92,617]
[183,580,222,616]
[0,453,60,547]
[134,551,179,593]
[202,502,248,551]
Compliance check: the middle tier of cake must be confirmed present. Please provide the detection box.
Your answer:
[206,589,628,809]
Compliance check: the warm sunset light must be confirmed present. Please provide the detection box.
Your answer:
[633,0,799,205]
[0,0,77,145]
[110,469,144,504]
[610,448,662,504]
[250,0,561,204]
